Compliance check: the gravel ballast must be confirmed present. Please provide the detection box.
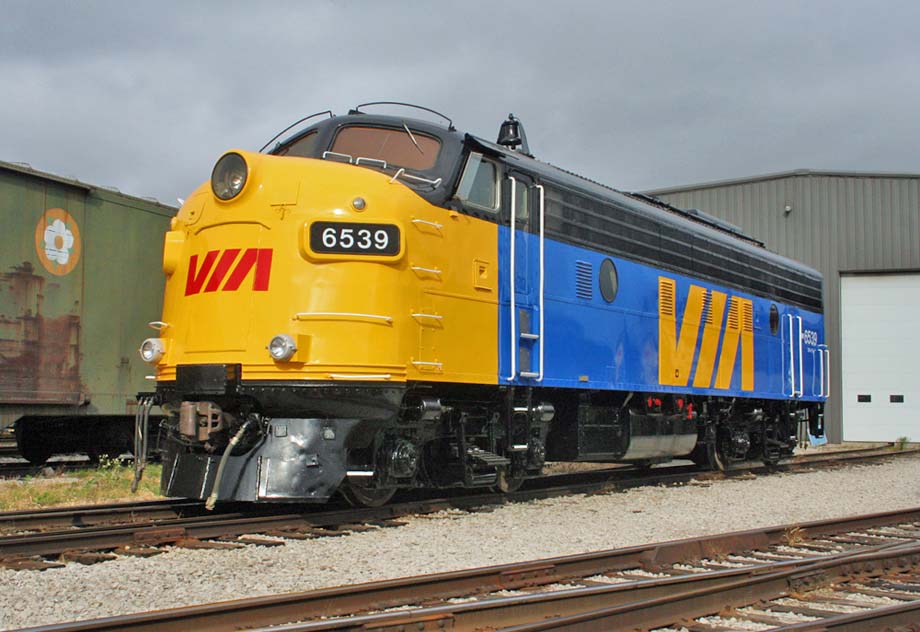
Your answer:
[2,456,919,630]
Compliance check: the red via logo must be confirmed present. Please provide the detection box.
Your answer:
[184,249,273,296]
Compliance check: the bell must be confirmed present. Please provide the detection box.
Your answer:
[497,114,522,148]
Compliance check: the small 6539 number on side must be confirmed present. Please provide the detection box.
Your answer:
[309,222,400,256]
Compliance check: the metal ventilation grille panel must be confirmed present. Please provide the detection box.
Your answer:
[576,260,593,299]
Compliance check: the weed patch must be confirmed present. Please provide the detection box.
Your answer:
[0,463,163,511]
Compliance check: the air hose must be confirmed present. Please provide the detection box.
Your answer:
[130,397,153,493]
[206,418,255,511]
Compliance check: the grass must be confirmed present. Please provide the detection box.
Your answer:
[0,458,164,512]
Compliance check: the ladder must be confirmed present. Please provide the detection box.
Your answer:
[506,177,545,382]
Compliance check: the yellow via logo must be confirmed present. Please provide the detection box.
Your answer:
[658,276,754,391]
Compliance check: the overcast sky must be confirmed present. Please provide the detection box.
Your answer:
[3,1,919,206]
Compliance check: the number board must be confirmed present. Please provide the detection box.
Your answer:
[309,222,400,256]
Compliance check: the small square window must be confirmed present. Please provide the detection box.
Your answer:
[857,394,871,403]
[456,152,499,212]
[890,394,905,403]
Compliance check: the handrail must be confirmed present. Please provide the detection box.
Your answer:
[355,157,388,169]
[535,184,546,382]
[389,168,442,188]
[818,344,826,398]
[505,176,518,382]
[410,266,442,276]
[351,102,454,130]
[824,347,831,398]
[786,314,796,397]
[796,316,804,397]
[259,110,333,153]
[322,150,353,163]
[294,312,393,325]
[411,218,443,230]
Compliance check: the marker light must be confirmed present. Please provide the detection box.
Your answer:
[139,338,166,364]
[268,334,297,361]
[211,152,248,200]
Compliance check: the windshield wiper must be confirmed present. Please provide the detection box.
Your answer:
[403,123,424,155]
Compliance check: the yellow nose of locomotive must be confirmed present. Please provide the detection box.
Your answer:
[153,151,407,382]
[149,150,497,387]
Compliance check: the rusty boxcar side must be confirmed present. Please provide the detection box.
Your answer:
[0,160,174,462]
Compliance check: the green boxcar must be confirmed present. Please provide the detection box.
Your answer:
[0,160,174,463]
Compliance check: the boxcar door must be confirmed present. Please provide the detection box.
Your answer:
[501,171,545,383]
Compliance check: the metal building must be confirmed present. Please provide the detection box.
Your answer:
[645,170,920,443]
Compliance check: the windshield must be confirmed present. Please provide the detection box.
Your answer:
[331,126,441,171]
[274,131,319,157]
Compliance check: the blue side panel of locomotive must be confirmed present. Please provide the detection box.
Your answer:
[497,226,825,403]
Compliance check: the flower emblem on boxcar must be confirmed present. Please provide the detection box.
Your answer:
[44,219,75,264]
[34,208,82,276]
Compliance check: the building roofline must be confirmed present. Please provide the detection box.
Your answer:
[0,159,177,212]
[643,168,920,196]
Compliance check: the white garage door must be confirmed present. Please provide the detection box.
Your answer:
[841,273,920,442]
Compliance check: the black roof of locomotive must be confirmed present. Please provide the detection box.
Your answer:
[274,111,823,309]
[463,133,822,289]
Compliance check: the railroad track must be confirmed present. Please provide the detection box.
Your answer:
[0,438,19,458]
[1,446,916,570]
[0,454,139,479]
[16,506,920,631]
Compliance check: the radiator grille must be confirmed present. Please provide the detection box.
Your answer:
[575,261,593,300]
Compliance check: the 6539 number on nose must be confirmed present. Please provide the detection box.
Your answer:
[309,222,400,256]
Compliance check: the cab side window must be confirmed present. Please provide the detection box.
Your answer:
[275,131,319,157]
[513,176,529,224]
[456,152,499,212]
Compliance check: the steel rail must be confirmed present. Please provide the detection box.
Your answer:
[1,447,917,559]
[771,600,920,630]
[212,542,920,632]
[495,542,920,631]
[0,499,205,533]
[14,506,920,632]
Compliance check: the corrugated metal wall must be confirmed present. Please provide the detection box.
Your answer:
[646,171,920,442]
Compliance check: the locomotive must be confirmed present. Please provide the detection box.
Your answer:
[137,103,827,507]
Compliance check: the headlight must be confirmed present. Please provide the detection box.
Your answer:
[139,338,166,364]
[211,152,248,201]
[268,334,297,362]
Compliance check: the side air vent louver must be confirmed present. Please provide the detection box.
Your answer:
[659,277,676,317]
[701,289,713,325]
[726,299,741,331]
[742,301,754,333]
[575,260,593,299]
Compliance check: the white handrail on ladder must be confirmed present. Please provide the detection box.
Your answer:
[818,344,825,398]
[505,176,517,382]
[796,315,804,397]
[787,314,796,397]
[535,184,545,382]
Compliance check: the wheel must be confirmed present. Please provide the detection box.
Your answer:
[340,482,396,508]
[492,468,524,493]
[690,441,725,472]
[15,423,54,466]
[20,443,53,466]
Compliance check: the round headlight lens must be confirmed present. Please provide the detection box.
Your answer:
[268,334,297,362]
[139,338,166,364]
[211,152,248,200]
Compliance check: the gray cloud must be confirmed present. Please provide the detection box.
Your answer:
[2,0,919,205]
